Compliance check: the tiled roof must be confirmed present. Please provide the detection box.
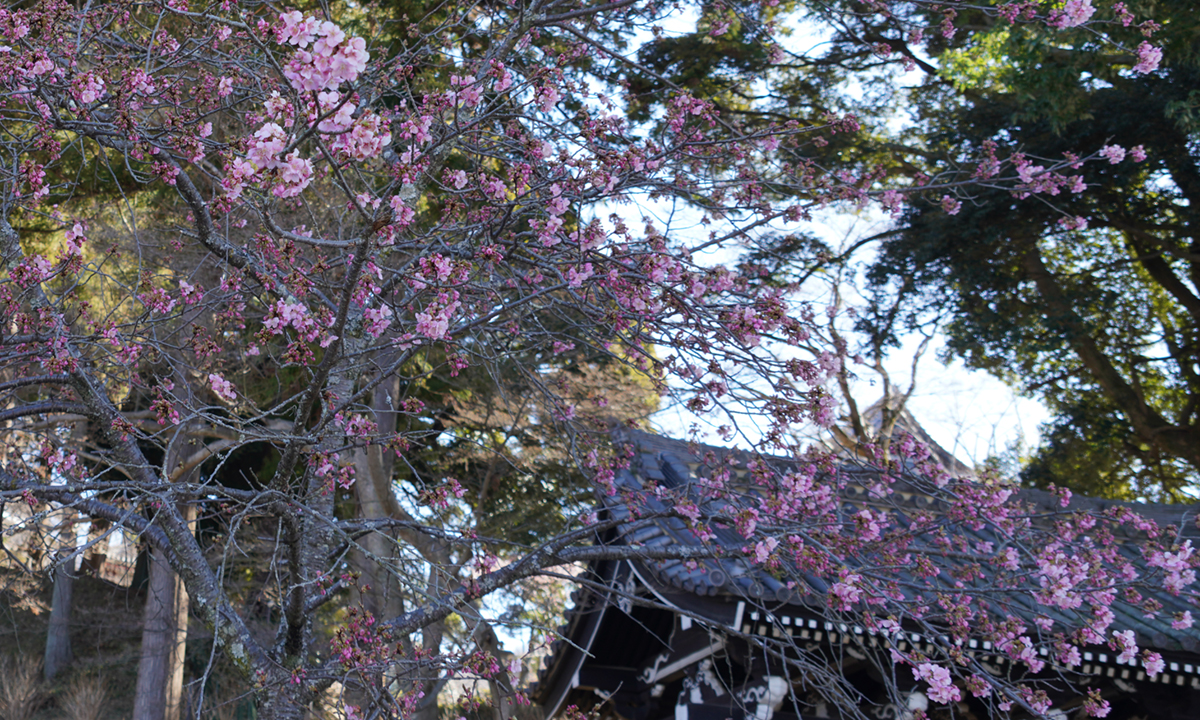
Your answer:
[599,430,1200,652]
[534,430,1200,708]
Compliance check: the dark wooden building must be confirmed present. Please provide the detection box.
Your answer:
[533,431,1200,720]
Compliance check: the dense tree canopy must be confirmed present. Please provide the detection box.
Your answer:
[856,0,1200,499]
[613,0,1200,499]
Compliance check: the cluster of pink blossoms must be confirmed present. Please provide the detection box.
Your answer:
[1035,546,1091,609]
[278,12,368,92]
[223,13,389,201]
[1050,0,1096,28]
[178,280,203,305]
[1134,41,1163,73]
[751,537,778,563]
[46,446,78,476]
[362,305,393,338]
[828,573,864,611]
[262,299,336,346]
[913,663,961,704]
[1147,540,1197,594]
[704,433,1199,718]
[312,89,391,160]
[208,373,236,402]
[73,72,105,104]
[336,413,377,438]
[415,292,462,340]
[227,122,314,199]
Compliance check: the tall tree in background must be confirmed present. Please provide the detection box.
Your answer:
[624,0,1200,499]
[863,0,1200,499]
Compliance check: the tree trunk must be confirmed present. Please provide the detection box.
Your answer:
[167,546,189,719]
[133,503,194,720]
[44,555,74,681]
[133,547,183,720]
[1021,247,1200,470]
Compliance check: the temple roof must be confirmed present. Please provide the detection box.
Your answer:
[533,430,1200,718]
[604,430,1200,615]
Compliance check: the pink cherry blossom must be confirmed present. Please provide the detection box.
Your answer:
[828,573,863,610]
[1111,629,1137,664]
[1143,651,1165,677]
[363,305,393,338]
[275,154,314,197]
[913,664,962,704]
[1061,0,1095,27]
[1082,694,1111,718]
[384,197,416,233]
[415,293,461,340]
[1058,215,1089,231]
[537,85,560,113]
[752,537,778,563]
[279,11,319,47]
[75,73,106,103]
[208,373,236,402]
[248,122,288,170]
[1147,540,1197,593]
[63,222,86,254]
[1134,42,1163,73]
[1099,144,1126,164]
[493,62,513,92]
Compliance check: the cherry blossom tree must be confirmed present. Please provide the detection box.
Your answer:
[0,0,1190,718]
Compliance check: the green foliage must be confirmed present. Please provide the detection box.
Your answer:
[864,0,1200,499]
[621,0,1200,498]
[392,340,660,545]
[939,28,1014,93]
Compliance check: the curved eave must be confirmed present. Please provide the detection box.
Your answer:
[534,558,618,719]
